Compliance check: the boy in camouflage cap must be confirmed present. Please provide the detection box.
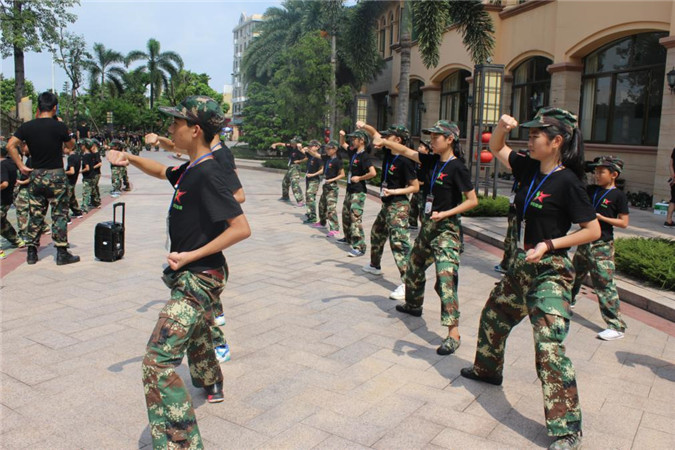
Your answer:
[571,155,629,340]
[109,139,126,197]
[109,95,251,449]
[272,135,307,206]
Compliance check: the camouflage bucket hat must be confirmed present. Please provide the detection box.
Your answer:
[308,139,321,147]
[422,120,460,139]
[591,155,624,174]
[379,124,410,140]
[347,129,370,143]
[159,95,225,133]
[520,107,577,132]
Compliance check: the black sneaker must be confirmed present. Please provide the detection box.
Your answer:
[664,221,675,228]
[548,432,582,450]
[408,224,418,230]
[204,382,224,403]
[395,303,422,317]
[459,366,503,386]
[26,246,38,265]
[336,238,348,244]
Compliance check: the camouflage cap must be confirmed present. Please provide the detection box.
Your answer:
[520,107,577,132]
[590,155,624,174]
[347,129,370,142]
[325,140,339,149]
[0,140,7,157]
[159,95,225,133]
[290,136,303,144]
[90,138,101,147]
[308,139,321,147]
[110,139,124,149]
[83,139,94,149]
[422,120,460,138]
[379,124,410,140]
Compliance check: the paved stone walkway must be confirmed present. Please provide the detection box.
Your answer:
[1,151,674,449]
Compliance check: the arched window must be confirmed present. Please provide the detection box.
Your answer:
[511,56,552,140]
[379,18,386,56]
[388,12,395,57]
[440,70,470,137]
[409,80,424,136]
[580,31,666,146]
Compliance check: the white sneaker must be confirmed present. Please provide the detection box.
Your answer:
[597,329,625,341]
[389,284,405,301]
[214,314,226,326]
[362,263,382,276]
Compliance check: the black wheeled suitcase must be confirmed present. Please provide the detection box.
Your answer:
[95,202,125,262]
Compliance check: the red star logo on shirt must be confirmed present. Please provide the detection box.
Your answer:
[354,159,359,164]
[171,166,181,172]
[174,190,187,204]
[534,191,551,203]
[389,164,397,172]
[437,172,448,181]
[603,199,612,205]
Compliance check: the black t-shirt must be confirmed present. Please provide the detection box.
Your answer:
[306,155,323,179]
[346,149,374,193]
[510,151,596,247]
[285,144,305,165]
[81,153,95,180]
[380,149,416,203]
[13,118,71,169]
[91,152,102,175]
[587,185,629,241]
[213,143,237,170]
[77,125,90,139]
[1,159,18,205]
[212,145,242,194]
[322,156,343,182]
[66,154,81,185]
[418,153,473,212]
[165,159,243,273]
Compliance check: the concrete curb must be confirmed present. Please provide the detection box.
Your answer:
[236,159,675,322]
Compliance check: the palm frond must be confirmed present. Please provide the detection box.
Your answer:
[447,0,495,64]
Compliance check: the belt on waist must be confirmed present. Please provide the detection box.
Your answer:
[32,168,65,172]
[201,268,225,280]
[522,243,567,256]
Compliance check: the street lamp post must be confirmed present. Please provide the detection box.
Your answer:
[354,93,368,126]
[468,63,504,198]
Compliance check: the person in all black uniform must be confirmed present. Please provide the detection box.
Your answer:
[0,141,24,257]
[108,95,251,449]
[6,91,79,265]
[461,108,601,450]
[64,144,84,220]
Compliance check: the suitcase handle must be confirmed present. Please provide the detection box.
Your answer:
[113,202,125,227]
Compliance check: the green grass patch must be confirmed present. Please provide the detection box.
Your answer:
[614,237,675,291]
[462,195,510,217]
[230,144,264,160]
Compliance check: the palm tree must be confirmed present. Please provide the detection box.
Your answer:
[126,38,183,109]
[85,43,126,99]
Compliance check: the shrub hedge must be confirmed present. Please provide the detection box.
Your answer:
[462,195,510,217]
[614,237,675,291]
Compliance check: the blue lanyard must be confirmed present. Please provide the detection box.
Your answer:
[383,155,399,184]
[522,164,561,218]
[430,156,455,194]
[173,152,214,191]
[349,152,359,171]
[592,187,614,210]
[324,157,335,176]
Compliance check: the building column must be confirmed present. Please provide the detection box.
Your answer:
[547,62,583,114]
[655,36,675,204]
[420,85,441,130]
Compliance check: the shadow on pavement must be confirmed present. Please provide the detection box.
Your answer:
[616,351,675,382]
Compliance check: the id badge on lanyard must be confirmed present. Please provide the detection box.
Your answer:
[165,215,171,252]
[517,219,525,250]
[424,194,434,215]
[347,169,352,184]
[380,181,387,197]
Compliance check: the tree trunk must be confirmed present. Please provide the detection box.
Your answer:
[396,1,411,126]
[13,43,25,118]
[150,82,154,109]
[330,32,337,139]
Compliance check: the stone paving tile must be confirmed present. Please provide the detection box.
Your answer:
[2,158,674,449]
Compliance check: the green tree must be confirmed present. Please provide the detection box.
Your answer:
[0,0,79,114]
[53,29,90,123]
[165,70,227,113]
[241,82,281,151]
[84,43,126,99]
[0,76,36,115]
[126,38,183,109]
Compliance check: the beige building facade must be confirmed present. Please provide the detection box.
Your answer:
[365,0,674,204]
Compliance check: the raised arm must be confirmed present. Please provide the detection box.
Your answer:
[107,149,168,180]
[489,115,517,170]
[145,133,177,152]
[356,121,380,139]
[373,136,419,164]
[6,136,31,175]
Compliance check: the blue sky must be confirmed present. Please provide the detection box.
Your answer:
[1,0,281,95]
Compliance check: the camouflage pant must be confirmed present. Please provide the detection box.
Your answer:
[499,207,518,271]
[571,240,626,332]
[0,204,19,246]
[408,191,425,227]
[370,198,412,277]
[211,263,230,348]
[282,164,303,203]
[27,169,69,247]
[66,182,82,216]
[143,268,225,450]
[305,177,320,222]
[82,178,95,211]
[13,186,29,240]
[403,216,461,327]
[111,166,125,192]
[342,191,367,252]
[471,250,581,437]
[92,174,101,206]
[318,183,340,231]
